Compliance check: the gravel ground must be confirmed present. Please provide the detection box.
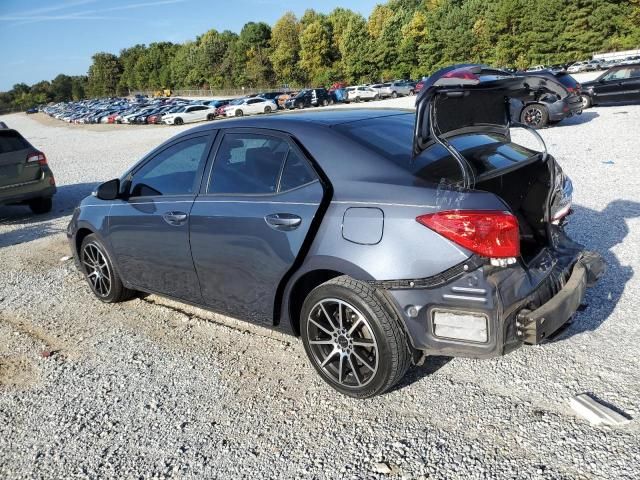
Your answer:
[1,94,639,479]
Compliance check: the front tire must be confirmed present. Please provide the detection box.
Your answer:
[235,109,243,117]
[80,234,134,303]
[581,94,593,109]
[174,117,184,125]
[520,104,549,129]
[28,197,52,214]
[301,276,412,398]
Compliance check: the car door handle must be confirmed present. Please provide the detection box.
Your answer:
[163,211,188,226]
[264,213,302,231]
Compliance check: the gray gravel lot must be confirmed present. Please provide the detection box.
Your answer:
[1,97,639,479]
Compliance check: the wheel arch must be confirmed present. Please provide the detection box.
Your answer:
[281,259,376,336]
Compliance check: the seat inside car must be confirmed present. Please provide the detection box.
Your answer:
[244,147,283,192]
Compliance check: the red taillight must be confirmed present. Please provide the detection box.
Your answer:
[27,152,47,166]
[416,210,520,258]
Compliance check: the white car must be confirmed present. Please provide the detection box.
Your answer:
[223,97,278,117]
[567,61,588,73]
[347,86,379,102]
[163,105,215,125]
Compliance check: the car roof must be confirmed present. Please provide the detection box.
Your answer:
[188,108,413,133]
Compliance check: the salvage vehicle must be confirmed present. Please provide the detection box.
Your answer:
[347,85,379,102]
[580,62,640,108]
[68,65,603,398]
[223,97,278,117]
[163,105,214,125]
[1,125,56,213]
[513,70,583,128]
[284,88,331,109]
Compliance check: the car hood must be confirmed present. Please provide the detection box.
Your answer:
[413,64,566,158]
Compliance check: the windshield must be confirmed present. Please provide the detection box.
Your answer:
[335,114,538,185]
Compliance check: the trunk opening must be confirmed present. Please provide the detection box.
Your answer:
[475,158,551,263]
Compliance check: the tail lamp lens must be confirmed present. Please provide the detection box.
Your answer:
[416,210,520,258]
[26,152,47,166]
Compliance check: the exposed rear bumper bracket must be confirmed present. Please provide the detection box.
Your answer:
[517,251,604,344]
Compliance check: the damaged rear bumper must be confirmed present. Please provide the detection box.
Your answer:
[517,252,602,344]
[380,232,605,359]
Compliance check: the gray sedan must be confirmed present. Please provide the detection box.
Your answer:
[67,65,603,398]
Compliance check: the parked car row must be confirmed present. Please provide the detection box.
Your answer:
[567,56,640,73]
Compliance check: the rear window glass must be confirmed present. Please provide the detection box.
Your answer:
[0,131,30,154]
[335,114,538,185]
[555,74,578,88]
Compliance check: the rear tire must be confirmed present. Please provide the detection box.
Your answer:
[409,89,415,96]
[391,91,398,98]
[520,104,549,129]
[264,105,272,114]
[80,234,134,303]
[373,94,379,101]
[28,197,52,214]
[581,94,593,109]
[300,275,412,398]
[207,113,215,121]
[321,99,328,107]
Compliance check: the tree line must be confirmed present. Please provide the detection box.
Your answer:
[2,0,639,110]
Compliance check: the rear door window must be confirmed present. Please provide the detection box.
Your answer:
[208,133,316,195]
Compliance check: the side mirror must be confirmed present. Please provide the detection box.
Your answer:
[95,178,120,200]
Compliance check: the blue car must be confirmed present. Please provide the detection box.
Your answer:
[67,65,603,398]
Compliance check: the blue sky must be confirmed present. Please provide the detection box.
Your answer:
[0,0,379,91]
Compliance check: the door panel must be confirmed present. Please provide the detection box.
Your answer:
[190,183,323,324]
[620,67,640,102]
[109,197,201,300]
[107,134,212,302]
[189,129,324,325]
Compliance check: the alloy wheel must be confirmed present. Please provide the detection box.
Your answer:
[306,298,379,388]
[523,106,543,127]
[82,243,112,297]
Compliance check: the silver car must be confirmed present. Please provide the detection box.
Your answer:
[376,81,416,98]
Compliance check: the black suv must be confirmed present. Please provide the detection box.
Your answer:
[284,88,330,109]
[580,63,640,108]
[0,125,56,213]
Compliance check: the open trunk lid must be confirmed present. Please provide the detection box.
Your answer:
[413,64,566,188]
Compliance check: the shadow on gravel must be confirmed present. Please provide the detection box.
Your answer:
[388,356,452,393]
[554,200,639,340]
[0,182,96,248]
[554,111,599,127]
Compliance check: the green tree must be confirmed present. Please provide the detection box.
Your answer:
[299,20,333,85]
[270,12,303,85]
[118,44,147,92]
[87,53,122,96]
